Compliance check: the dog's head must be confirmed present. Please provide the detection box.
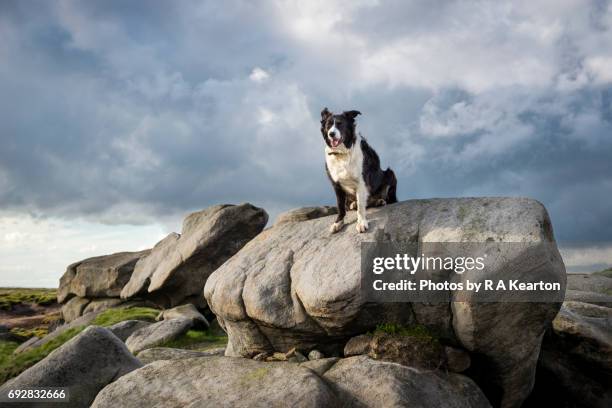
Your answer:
[320,108,361,149]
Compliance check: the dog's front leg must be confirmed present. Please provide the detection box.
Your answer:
[330,183,347,233]
[356,183,369,233]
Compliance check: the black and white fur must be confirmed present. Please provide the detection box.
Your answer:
[320,108,397,233]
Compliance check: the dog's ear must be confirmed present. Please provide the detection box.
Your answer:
[321,107,332,122]
[343,110,361,120]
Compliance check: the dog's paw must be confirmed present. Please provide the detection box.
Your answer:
[349,202,357,210]
[375,199,387,207]
[330,220,344,233]
[356,219,369,233]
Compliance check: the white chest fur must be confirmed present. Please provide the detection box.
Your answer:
[325,141,364,195]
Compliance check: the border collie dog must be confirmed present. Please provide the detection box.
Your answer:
[320,108,397,233]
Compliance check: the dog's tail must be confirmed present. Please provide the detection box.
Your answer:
[385,168,398,204]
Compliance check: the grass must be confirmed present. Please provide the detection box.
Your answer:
[160,329,228,351]
[0,288,57,310]
[91,307,160,326]
[0,341,19,366]
[0,306,160,384]
[593,267,612,279]
[10,327,48,339]
[373,323,438,342]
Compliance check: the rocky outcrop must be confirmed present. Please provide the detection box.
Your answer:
[92,356,337,408]
[125,318,193,354]
[0,327,141,407]
[58,250,149,303]
[121,203,268,308]
[156,303,209,329]
[92,355,489,407]
[204,198,566,408]
[535,301,612,407]
[274,206,337,225]
[324,356,490,408]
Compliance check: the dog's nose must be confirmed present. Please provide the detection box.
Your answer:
[329,131,336,137]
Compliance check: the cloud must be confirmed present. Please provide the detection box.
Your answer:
[0,0,612,285]
[0,211,167,287]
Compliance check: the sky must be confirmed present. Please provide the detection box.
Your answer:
[1,0,611,287]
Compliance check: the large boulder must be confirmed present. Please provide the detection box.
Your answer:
[121,203,268,307]
[324,356,490,407]
[533,301,612,407]
[125,318,193,354]
[204,197,566,408]
[0,327,141,407]
[58,250,149,303]
[91,356,338,408]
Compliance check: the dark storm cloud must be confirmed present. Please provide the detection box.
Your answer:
[0,0,611,247]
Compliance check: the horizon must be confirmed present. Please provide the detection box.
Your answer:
[1,0,612,287]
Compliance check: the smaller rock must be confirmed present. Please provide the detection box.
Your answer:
[308,350,324,361]
[445,346,471,373]
[253,352,270,361]
[108,320,152,342]
[61,296,91,322]
[156,304,209,329]
[274,206,338,225]
[13,336,41,354]
[344,334,371,357]
[294,351,308,363]
[125,318,193,354]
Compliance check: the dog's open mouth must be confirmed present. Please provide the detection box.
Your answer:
[331,138,341,148]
